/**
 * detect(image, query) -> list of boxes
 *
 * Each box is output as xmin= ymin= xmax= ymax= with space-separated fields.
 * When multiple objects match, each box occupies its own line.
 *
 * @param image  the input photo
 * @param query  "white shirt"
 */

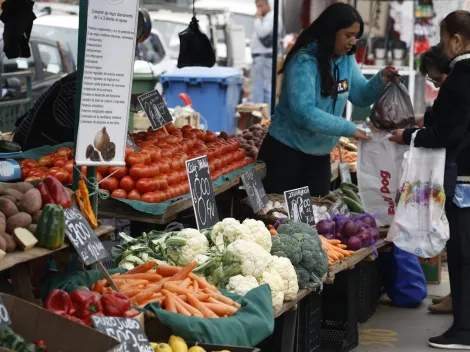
xmin=251 ymin=10 xmax=284 ymax=55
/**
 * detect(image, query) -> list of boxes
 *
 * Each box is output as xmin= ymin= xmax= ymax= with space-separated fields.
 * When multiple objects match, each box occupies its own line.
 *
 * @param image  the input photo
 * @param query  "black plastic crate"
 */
xmin=256 ymin=313 xmax=284 ymax=352
xmin=357 ymin=260 xmax=381 ymax=323
xmin=319 ymin=268 xmax=359 ymax=352
xmin=296 ymin=291 xmax=322 ymax=352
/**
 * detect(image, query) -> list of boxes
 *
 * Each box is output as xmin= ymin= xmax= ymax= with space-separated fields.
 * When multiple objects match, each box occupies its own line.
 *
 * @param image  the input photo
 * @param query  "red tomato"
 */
xmin=209 ymin=162 xmax=216 ymax=174
xmin=140 ymin=141 xmax=154 ymax=148
xmin=24 ymin=160 xmax=38 ymax=169
xmin=167 ymin=171 xmax=179 ymax=185
xmin=27 ymin=169 xmax=40 ymax=178
xmin=109 ymin=166 xmax=128 ymax=180
xmin=182 ymin=138 xmax=194 ymax=151
xmin=156 ymin=160 xmax=170 ymax=174
xmin=227 ymin=139 xmax=241 ymax=151
xmin=129 ymin=164 xmax=149 ymax=180
xmin=160 ymin=145 xmax=174 ymax=158
xmin=183 ymin=132 xmax=197 ymax=140
xmin=64 ymin=160 xmax=74 ymax=175
xmin=20 ymin=159 xmax=35 ymax=168
xmin=170 ymin=158 xmax=181 ymax=171
xmin=53 ymin=156 xmax=67 ymax=168
xmin=168 ymin=187 xmax=177 ymax=199
xmin=38 ymin=156 xmax=53 ymax=168
xmin=48 ymin=167 xmax=62 ymax=177
xmin=165 ymin=135 xmax=179 ymax=144
xmin=147 ymin=163 xmax=160 ymax=178
xmin=56 ymin=147 xmax=73 ymax=160
xmin=141 ymin=192 xmax=156 ymax=203
xmin=190 ymin=129 xmax=205 ymax=141
xmin=126 ymin=153 xmax=146 ymax=166
xmin=97 ymin=166 xmax=110 ymax=177
xmin=165 ymin=122 xmax=176 ymax=133
xmin=205 ymin=131 xmax=217 ymax=143
xmin=97 ymin=172 xmax=103 ymax=183
xmin=154 ymin=191 xmax=166 ymax=203
xmin=154 ymin=177 xmax=168 ymax=191
xmin=137 ymin=131 xmax=147 ymax=140
xmin=127 ymin=189 xmax=141 ymax=201
xmin=141 ymin=147 xmax=159 ymax=162
xmin=178 ymin=141 xmax=189 ymax=153
xmin=163 ymin=189 xmax=172 ymax=200
xmin=111 ymin=189 xmax=128 ymax=199
xmin=24 ymin=176 xmax=41 ymax=182
xmin=125 ymin=146 xmax=135 ymax=156
xmin=101 ymin=177 xmax=119 ymax=192
xmin=21 ymin=167 xmax=31 ymax=179
xmin=36 ymin=166 xmax=50 ymax=174
xmin=157 ymin=139 xmax=168 ymax=148
xmin=119 ymin=176 xmax=135 ymax=192
xmin=181 ymin=125 xmax=193 ymax=134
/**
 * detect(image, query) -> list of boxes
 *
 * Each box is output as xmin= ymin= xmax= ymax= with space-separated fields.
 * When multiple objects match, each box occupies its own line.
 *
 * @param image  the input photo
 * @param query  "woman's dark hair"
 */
xmin=279 ymin=3 xmax=363 ymax=98
xmin=420 ymin=44 xmax=448 ymax=76
xmin=441 ymin=10 xmax=470 ymax=41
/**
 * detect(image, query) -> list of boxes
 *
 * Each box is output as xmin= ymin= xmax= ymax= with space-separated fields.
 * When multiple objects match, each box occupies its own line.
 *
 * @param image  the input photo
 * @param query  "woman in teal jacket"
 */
xmin=258 ymin=3 xmax=396 ymax=196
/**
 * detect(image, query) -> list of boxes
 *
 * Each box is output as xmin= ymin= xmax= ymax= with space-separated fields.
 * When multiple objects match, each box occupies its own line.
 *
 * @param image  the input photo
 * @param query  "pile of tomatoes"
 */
xmin=18 ymin=123 xmax=255 ymax=204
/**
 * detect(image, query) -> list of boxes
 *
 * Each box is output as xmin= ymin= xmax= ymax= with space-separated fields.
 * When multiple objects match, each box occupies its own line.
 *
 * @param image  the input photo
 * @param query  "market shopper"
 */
xmin=258 ymin=3 xmax=396 ymax=197
xmin=389 ymin=10 xmax=470 ymax=349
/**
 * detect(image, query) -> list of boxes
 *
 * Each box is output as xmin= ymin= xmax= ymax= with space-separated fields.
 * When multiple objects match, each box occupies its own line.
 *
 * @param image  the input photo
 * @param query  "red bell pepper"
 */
xmin=34 ymin=340 xmax=47 ymax=352
xmin=70 ymin=290 xmax=103 ymax=319
xmin=38 ymin=176 xmax=72 ymax=209
xmin=101 ymin=292 xmax=131 ymax=317
xmin=54 ymin=311 xmax=87 ymax=326
xmin=44 ymin=289 xmax=75 ymax=316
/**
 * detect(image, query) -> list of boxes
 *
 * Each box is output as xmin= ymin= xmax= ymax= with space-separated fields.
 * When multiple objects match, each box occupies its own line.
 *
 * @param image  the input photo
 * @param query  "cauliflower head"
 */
xmin=225 ymin=239 xmax=272 ymax=278
xmin=242 ymin=219 xmax=272 ymax=252
xmin=211 ymin=218 xmax=251 ymax=248
xmin=270 ymin=256 xmax=299 ymax=301
xmin=166 ymin=228 xmax=209 ymax=266
xmin=226 ymin=275 xmax=259 ymax=296
xmin=258 ymin=270 xmax=285 ymax=312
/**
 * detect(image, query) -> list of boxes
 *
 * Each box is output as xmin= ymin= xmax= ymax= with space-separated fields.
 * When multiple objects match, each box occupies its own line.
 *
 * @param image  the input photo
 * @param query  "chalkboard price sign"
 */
xmin=64 ymin=206 xmax=109 ymax=266
xmin=186 ymin=156 xmax=219 ymax=230
xmin=0 ymin=296 xmax=11 ymax=327
xmin=329 ymin=198 xmax=350 ymax=217
xmin=126 ymin=133 xmax=140 ymax=152
xmin=92 ymin=316 xmax=152 ymax=352
xmin=284 ymin=186 xmax=315 ymax=226
xmin=241 ymin=167 xmax=268 ymax=213
xmin=137 ymin=89 xmax=173 ymax=131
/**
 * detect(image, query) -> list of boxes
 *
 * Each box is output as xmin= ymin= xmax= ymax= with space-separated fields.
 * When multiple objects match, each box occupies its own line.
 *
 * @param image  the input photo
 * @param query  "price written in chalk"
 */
xmin=186 ymin=156 xmax=219 ymax=230
xmin=0 ymin=297 xmax=11 ymax=327
xmin=137 ymin=89 xmax=173 ymax=131
xmin=64 ymin=206 xmax=108 ymax=265
xmin=241 ymin=168 xmax=268 ymax=213
xmin=284 ymin=186 xmax=315 ymax=226
xmin=92 ymin=316 xmax=152 ymax=352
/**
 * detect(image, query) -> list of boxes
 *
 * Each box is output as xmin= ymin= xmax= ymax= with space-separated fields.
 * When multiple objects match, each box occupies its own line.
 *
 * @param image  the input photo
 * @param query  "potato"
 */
xmin=0 ymin=198 xmax=18 ymax=218
xmin=0 ymin=236 xmax=6 ymax=252
xmin=0 ymin=196 xmax=17 ymax=204
xmin=5 ymin=182 xmax=34 ymax=194
xmin=28 ymin=224 xmax=37 ymax=235
xmin=18 ymin=188 xmax=42 ymax=215
xmin=6 ymin=212 xmax=32 ymax=233
xmin=0 ymin=189 xmax=23 ymax=202
xmin=0 ymin=216 xmax=5 ymax=236
xmin=1 ymin=233 xmax=16 ymax=252
xmin=32 ymin=210 xmax=42 ymax=224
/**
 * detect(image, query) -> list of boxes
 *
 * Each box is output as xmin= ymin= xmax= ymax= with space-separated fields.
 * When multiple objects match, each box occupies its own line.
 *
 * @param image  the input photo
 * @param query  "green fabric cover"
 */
xmin=146 ymin=285 xmax=274 ymax=347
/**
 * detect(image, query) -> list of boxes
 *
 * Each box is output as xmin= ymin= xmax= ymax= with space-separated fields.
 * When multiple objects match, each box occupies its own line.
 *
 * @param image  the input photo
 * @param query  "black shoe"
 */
xmin=429 ymin=334 xmax=470 ymax=350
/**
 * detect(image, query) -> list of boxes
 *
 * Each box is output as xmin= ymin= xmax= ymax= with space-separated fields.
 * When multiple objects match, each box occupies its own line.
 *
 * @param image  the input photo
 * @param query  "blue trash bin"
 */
xmin=161 ymin=67 xmax=245 ymax=133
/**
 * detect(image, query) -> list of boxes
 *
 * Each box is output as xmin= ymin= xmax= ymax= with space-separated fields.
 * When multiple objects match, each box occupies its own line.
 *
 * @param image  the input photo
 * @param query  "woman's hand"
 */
xmin=382 ymin=66 xmax=399 ymax=84
xmin=415 ymin=114 xmax=424 ymax=128
xmin=353 ymin=128 xmax=371 ymax=141
xmin=389 ymin=129 xmax=405 ymax=144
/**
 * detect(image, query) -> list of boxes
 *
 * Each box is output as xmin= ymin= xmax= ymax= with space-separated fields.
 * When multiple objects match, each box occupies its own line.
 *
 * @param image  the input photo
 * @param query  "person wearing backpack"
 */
xmin=390 ymin=11 xmax=470 ymax=349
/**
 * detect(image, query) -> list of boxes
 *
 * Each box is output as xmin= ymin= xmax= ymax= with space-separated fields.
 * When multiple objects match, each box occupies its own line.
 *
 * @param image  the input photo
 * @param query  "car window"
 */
xmin=231 ymin=13 xmax=254 ymax=39
xmin=136 ymin=33 xmax=165 ymax=65
xmin=32 ymin=24 xmax=78 ymax=61
xmin=37 ymin=43 xmax=64 ymax=78
xmin=3 ymin=45 xmax=36 ymax=84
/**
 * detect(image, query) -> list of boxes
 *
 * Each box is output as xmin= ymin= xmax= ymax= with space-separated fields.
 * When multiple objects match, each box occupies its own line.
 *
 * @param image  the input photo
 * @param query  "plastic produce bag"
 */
xmin=357 ymin=132 xmax=408 ymax=227
xmin=387 ymin=132 xmax=449 ymax=258
xmin=370 ymin=76 xmax=415 ymax=131
xmin=177 ymin=16 xmax=216 ymax=68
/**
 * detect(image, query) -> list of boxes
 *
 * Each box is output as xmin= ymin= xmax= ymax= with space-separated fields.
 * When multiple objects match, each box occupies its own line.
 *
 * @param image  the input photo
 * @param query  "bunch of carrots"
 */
xmin=331 ymin=148 xmax=357 ymax=164
xmin=91 ymin=261 xmax=241 ymax=318
xmin=319 ymin=235 xmax=355 ymax=266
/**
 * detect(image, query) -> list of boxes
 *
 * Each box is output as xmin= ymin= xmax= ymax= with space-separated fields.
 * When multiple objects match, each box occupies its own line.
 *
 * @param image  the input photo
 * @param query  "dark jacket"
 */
xmin=403 ymin=54 xmax=470 ymax=176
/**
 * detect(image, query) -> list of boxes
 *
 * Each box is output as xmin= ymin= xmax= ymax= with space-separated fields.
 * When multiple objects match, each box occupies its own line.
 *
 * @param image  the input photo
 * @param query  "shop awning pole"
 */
xmin=271 ymin=0 xmax=280 ymax=115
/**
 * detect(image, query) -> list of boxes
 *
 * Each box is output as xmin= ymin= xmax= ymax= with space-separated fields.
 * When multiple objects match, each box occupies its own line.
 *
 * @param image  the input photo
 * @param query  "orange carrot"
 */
xmin=170 ymin=293 xmax=191 ymax=316
xmin=193 ymin=279 xmax=199 ymax=292
xmin=156 ymin=264 xmax=181 ymax=277
xmin=179 ymin=278 xmax=192 ymax=289
xmin=117 ymin=273 xmax=162 ymax=282
xmin=185 ymin=292 xmax=218 ymax=318
xmin=203 ymin=302 xmax=237 ymax=317
xmin=93 ymin=280 xmax=105 ymax=294
xmin=162 ymin=282 xmax=191 ymax=296
xmin=174 ymin=295 xmax=204 ymax=317
xmin=189 ymin=273 xmax=218 ymax=291
xmin=130 ymin=291 xmax=153 ymax=305
xmin=120 ymin=288 xmax=141 ymax=298
xmin=116 ymin=279 xmax=149 ymax=286
xmin=194 ymin=293 xmax=212 ymax=302
xmin=142 ymin=283 xmax=163 ymax=293
xmin=161 ymin=290 xmax=177 ymax=312
xmin=210 ymin=293 xmax=241 ymax=309
xmin=168 ymin=262 xmax=197 ymax=281
xmin=138 ymin=297 xmax=165 ymax=308
xmin=126 ymin=261 xmax=157 ymax=275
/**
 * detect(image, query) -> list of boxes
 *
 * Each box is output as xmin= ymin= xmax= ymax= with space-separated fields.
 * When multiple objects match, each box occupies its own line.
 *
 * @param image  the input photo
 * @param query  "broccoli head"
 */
xmin=278 ymin=221 xmax=318 ymax=237
xmin=271 ymin=234 xmax=302 ymax=265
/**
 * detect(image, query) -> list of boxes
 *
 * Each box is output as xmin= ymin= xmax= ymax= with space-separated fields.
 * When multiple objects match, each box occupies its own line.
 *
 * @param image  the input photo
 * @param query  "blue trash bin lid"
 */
xmin=161 ymin=66 xmax=244 ymax=85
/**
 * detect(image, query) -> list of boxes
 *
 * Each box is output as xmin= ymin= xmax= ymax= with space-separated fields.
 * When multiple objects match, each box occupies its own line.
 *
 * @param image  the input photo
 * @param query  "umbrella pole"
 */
xmin=270 ymin=0 xmax=280 ymax=115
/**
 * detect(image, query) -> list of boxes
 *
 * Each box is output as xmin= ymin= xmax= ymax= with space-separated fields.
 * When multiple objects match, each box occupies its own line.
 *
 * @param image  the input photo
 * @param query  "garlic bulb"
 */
xmin=94 ymin=127 xmax=111 ymax=152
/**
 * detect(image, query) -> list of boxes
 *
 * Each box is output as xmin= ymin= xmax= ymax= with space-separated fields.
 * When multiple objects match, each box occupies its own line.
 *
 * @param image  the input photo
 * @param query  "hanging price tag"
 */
xmin=186 ymin=155 xmax=219 ymax=230
xmin=137 ymin=89 xmax=173 ymax=131
xmin=64 ymin=206 xmax=108 ymax=266
xmin=329 ymin=198 xmax=350 ymax=217
xmin=284 ymin=186 xmax=315 ymax=225
xmin=92 ymin=316 xmax=152 ymax=352
xmin=241 ymin=168 xmax=268 ymax=213
xmin=0 ymin=297 xmax=11 ymax=327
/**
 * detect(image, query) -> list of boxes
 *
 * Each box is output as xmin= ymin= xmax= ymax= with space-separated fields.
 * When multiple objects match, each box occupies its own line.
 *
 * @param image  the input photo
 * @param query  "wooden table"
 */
xmin=2 ymin=225 xmax=114 ymax=303
xmin=99 ymin=163 xmax=266 ymax=225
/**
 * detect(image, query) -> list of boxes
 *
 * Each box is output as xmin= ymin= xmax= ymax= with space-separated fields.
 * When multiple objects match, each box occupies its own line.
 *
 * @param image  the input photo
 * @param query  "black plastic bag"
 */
xmin=177 ymin=16 xmax=216 ymax=68
xmin=370 ymin=76 xmax=415 ymax=131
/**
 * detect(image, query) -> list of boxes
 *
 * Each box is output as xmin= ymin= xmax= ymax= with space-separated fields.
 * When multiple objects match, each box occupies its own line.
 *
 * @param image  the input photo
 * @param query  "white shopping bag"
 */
xmin=357 ymin=132 xmax=409 ymax=227
xmin=387 ymin=132 xmax=449 ymax=258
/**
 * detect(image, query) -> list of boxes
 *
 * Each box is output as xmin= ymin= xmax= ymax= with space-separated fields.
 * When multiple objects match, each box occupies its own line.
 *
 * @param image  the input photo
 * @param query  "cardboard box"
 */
xmin=419 ymin=254 xmax=442 ymax=284
xmin=0 ymin=293 xmax=120 ymax=352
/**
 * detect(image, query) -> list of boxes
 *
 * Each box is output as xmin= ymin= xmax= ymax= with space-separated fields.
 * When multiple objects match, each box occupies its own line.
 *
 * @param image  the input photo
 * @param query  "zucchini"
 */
xmin=342 ymin=187 xmax=362 ymax=205
xmin=0 ymin=140 xmax=21 ymax=153
xmin=340 ymin=182 xmax=359 ymax=192
xmin=343 ymin=196 xmax=365 ymax=213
